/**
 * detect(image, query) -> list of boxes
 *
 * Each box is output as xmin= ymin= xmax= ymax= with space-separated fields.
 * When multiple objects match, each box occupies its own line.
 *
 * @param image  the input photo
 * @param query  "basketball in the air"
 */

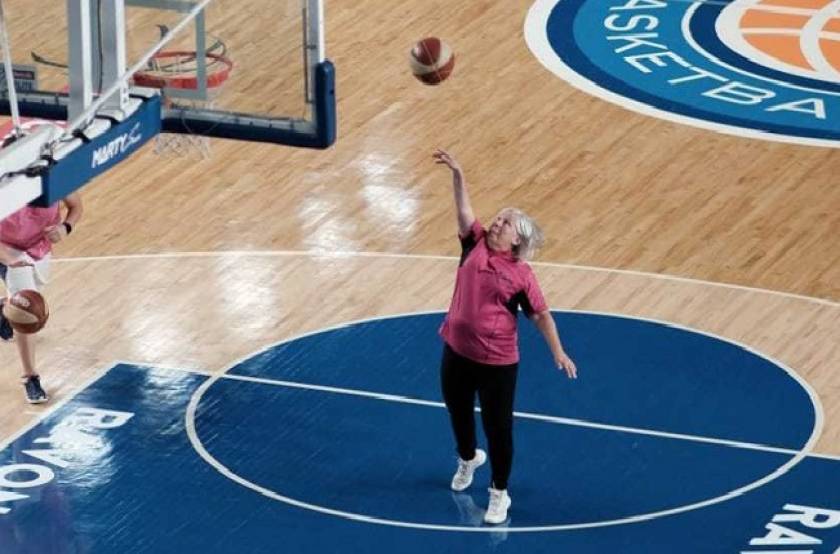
xmin=409 ymin=37 xmax=455 ymax=85
xmin=3 ymin=290 xmax=49 ymax=334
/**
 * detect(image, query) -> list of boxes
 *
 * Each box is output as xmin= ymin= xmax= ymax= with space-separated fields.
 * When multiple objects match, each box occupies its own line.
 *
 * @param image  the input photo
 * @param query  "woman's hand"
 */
xmin=555 ymin=351 xmax=578 ymax=379
xmin=44 ymin=224 xmax=67 ymax=244
xmin=433 ymin=149 xmax=462 ymax=174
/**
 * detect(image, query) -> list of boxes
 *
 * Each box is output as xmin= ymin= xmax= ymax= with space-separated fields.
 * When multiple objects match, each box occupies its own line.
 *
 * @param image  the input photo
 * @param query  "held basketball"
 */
xmin=3 ymin=290 xmax=49 ymax=334
xmin=409 ymin=37 xmax=455 ymax=85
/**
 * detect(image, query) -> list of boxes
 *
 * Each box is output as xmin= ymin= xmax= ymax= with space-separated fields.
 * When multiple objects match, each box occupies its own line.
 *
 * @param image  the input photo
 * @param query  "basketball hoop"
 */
xmin=133 ymin=50 xmax=233 ymax=159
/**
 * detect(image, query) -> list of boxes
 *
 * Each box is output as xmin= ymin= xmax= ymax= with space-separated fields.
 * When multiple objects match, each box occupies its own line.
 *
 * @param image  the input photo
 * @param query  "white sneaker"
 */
xmin=484 ymin=487 xmax=511 ymax=524
xmin=450 ymin=449 xmax=487 ymax=492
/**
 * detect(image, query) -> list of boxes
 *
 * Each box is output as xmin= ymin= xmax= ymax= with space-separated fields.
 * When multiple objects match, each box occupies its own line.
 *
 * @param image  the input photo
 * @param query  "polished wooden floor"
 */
xmin=0 ymin=0 xmax=838 ymax=462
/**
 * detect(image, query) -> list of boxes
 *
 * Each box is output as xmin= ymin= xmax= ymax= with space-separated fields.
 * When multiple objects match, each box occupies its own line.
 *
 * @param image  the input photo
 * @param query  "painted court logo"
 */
xmin=525 ymin=0 xmax=840 ymax=146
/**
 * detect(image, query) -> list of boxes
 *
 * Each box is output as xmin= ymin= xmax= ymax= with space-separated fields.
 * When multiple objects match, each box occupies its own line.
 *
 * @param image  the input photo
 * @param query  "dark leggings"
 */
xmin=440 ymin=343 xmax=518 ymax=490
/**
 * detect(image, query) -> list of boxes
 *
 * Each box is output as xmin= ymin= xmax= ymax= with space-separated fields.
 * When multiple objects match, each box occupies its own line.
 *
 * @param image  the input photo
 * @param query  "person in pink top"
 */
xmin=433 ymin=149 xmax=577 ymax=525
xmin=0 ymin=192 xmax=83 ymax=404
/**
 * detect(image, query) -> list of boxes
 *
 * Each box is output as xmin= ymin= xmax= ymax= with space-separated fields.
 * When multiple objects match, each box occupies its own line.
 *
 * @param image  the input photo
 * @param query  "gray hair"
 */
xmin=508 ymin=208 xmax=544 ymax=261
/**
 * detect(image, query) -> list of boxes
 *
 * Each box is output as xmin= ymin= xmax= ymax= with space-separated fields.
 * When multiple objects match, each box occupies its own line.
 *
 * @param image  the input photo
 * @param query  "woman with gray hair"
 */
xmin=433 ymin=149 xmax=577 ymax=525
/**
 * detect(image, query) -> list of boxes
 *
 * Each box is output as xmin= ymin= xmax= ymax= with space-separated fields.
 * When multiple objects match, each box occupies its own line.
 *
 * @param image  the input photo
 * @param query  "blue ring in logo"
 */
xmin=526 ymin=0 xmax=840 ymax=146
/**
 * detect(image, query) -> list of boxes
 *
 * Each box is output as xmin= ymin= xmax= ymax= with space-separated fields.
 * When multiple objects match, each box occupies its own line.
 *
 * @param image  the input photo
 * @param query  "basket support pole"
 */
xmin=100 ymin=0 xmax=130 ymax=115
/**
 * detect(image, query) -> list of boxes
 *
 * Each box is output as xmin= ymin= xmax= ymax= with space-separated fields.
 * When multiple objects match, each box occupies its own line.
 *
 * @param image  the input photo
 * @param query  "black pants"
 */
xmin=440 ymin=343 xmax=518 ymax=490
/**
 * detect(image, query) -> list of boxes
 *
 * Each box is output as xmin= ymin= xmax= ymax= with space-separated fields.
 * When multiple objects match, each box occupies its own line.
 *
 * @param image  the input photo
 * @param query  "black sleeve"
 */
xmin=459 ymin=233 xmax=479 ymax=267
xmin=505 ymin=290 xmax=536 ymax=318
xmin=457 ymin=220 xmax=482 ymax=267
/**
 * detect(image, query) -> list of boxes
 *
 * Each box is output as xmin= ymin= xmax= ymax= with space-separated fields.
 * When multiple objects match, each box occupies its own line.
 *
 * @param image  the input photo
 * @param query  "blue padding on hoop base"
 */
xmin=160 ymin=60 xmax=337 ymax=149
xmin=31 ymin=94 xmax=161 ymax=207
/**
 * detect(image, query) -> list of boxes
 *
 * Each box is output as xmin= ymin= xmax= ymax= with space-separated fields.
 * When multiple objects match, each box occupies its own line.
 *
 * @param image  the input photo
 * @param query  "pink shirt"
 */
xmin=0 ymin=204 xmax=61 ymax=260
xmin=439 ymin=219 xmax=548 ymax=365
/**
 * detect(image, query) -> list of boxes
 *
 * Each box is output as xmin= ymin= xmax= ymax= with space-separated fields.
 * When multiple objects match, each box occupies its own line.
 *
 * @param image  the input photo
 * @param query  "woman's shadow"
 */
xmin=450 ymin=491 xmax=510 ymax=548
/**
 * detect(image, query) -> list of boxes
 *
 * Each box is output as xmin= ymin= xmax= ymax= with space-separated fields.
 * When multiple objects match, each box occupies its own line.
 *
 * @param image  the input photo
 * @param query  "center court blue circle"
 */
xmin=191 ymin=311 xmax=818 ymax=530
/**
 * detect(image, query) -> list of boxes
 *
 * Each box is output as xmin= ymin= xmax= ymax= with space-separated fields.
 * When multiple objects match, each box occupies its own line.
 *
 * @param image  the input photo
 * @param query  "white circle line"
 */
xmin=49 ymin=249 xmax=839 ymax=308
xmin=184 ymin=309 xmax=823 ymax=533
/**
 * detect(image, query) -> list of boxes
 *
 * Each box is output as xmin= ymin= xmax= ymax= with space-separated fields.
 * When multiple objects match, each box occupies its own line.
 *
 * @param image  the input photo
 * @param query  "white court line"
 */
xmin=220 ymin=372 xmax=804 ymax=457
xmin=184 ymin=309 xmax=827 ymax=533
xmin=113 ymin=359 xmax=216 ymax=377
xmin=50 ymin=250 xmax=840 ymax=308
xmin=3 ymin=358 xmax=835 ymax=463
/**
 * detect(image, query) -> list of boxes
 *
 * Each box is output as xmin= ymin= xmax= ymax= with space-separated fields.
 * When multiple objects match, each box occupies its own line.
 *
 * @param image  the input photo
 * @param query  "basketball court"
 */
xmin=0 ymin=1 xmax=838 ymax=552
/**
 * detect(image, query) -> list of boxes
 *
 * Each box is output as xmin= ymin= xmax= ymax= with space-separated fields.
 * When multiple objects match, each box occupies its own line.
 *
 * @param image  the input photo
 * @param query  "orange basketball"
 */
xmin=409 ymin=37 xmax=455 ymax=85
xmin=3 ymin=290 xmax=49 ymax=334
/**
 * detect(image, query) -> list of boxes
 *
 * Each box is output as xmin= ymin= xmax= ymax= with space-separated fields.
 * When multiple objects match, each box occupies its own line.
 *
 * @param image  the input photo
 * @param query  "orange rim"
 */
xmin=133 ymin=50 xmax=233 ymax=90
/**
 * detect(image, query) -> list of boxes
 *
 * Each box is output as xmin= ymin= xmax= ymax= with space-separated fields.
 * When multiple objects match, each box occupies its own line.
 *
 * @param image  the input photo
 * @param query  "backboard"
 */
xmin=0 ymin=0 xmax=335 ymax=149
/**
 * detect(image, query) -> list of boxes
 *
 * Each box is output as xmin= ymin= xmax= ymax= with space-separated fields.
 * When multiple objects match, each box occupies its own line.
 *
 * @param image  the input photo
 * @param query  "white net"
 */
xmin=136 ymin=51 xmax=232 ymax=159
xmin=153 ymin=121 xmax=211 ymax=159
